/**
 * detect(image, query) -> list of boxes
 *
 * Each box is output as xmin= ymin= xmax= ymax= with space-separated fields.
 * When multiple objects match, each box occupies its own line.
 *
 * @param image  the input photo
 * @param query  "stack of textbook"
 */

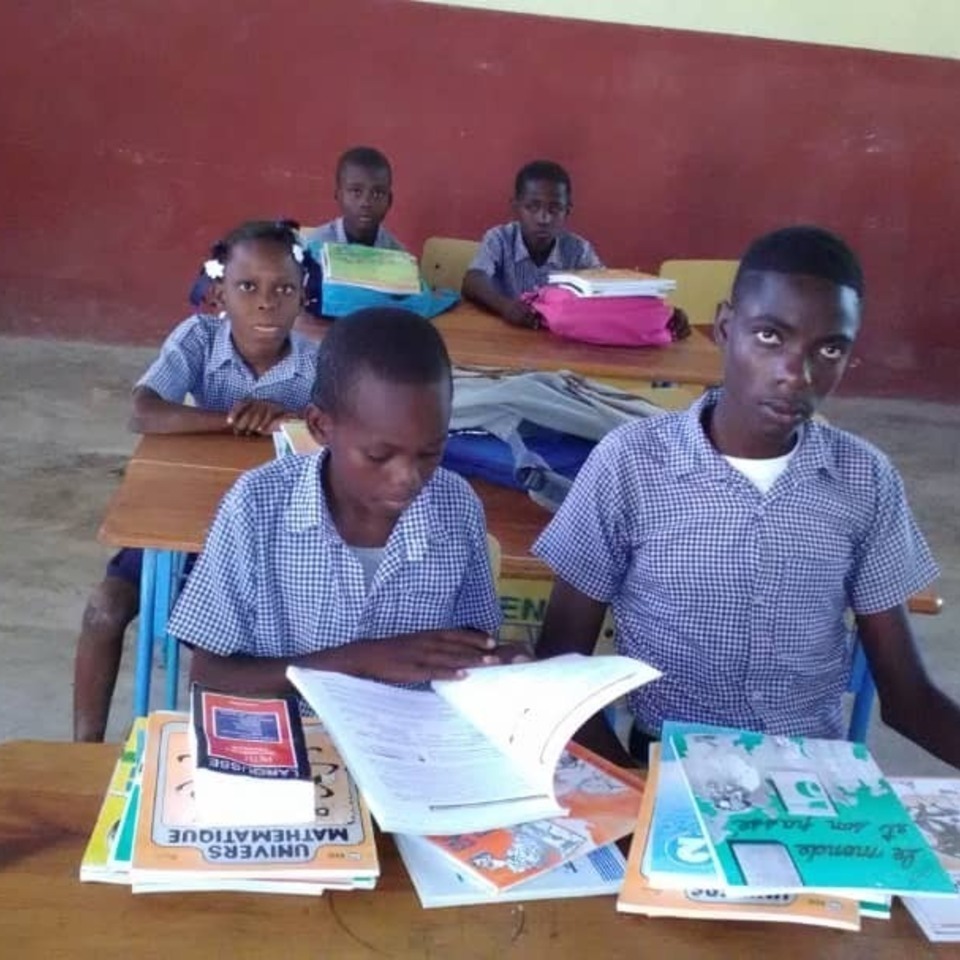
xmin=547 ymin=268 xmax=675 ymax=300
xmin=288 ymin=653 xmax=662 ymax=907
xmin=320 ymin=243 xmax=421 ymax=295
xmin=80 ymin=698 xmax=380 ymax=897
xmin=616 ymin=722 xmax=955 ymax=930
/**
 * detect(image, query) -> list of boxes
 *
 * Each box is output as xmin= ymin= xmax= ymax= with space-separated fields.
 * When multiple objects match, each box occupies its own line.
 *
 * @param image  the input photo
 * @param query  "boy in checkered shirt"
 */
xmin=534 ymin=226 xmax=959 ymax=770
xmin=169 ymin=308 xmax=506 ymax=697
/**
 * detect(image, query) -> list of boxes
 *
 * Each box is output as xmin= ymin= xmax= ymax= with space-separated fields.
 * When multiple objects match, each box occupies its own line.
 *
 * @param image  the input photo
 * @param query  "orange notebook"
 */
xmin=423 ymin=742 xmax=643 ymax=892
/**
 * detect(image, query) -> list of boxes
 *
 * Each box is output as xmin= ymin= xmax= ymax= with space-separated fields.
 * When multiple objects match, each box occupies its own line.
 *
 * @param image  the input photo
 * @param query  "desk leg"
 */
xmin=163 ymin=552 xmax=187 ymax=711
xmin=134 ymin=549 xmax=158 ymax=717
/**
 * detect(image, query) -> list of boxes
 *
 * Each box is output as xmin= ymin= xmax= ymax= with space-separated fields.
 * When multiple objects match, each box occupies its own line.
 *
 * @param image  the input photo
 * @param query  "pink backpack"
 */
xmin=524 ymin=286 xmax=673 ymax=347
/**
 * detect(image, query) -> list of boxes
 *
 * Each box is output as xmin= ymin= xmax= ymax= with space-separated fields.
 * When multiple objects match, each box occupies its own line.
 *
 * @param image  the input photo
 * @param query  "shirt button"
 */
xmin=749 ymin=690 xmax=765 ymax=703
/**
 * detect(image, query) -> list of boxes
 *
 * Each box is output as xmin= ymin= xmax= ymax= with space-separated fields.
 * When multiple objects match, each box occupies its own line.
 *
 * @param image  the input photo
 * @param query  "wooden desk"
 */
xmin=0 ymin=741 xmax=950 ymax=960
xmin=296 ymin=303 xmax=723 ymax=387
xmin=99 ymin=461 xmax=238 ymax=554
xmin=132 ymin=433 xmax=274 ymax=472
xmin=471 ymin=480 xmax=550 ymax=580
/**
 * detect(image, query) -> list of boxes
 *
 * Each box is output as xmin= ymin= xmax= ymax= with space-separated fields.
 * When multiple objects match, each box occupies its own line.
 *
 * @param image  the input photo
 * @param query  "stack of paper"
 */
xmin=617 ymin=722 xmax=953 ymax=929
xmin=273 ymin=420 xmax=321 ymax=458
xmin=891 ymin=777 xmax=960 ymax=941
xmin=397 ymin=742 xmax=641 ymax=907
xmin=321 ymin=242 xmax=421 ymax=295
xmin=80 ymin=711 xmax=379 ymax=897
xmin=547 ymin=269 xmax=676 ymax=299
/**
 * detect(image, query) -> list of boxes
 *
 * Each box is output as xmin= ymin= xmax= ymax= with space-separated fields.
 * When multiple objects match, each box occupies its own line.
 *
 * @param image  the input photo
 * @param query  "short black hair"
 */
xmin=312 ymin=308 xmax=452 ymax=414
xmin=209 ymin=218 xmax=304 ymax=268
xmin=514 ymin=160 xmax=572 ymax=200
xmin=733 ymin=225 xmax=864 ymax=302
xmin=336 ymin=146 xmax=393 ymax=185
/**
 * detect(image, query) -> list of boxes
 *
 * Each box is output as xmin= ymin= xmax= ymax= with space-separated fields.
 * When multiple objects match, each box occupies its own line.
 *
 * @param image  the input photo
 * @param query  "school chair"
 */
xmin=658 ymin=259 xmax=739 ymax=327
xmin=421 ymin=237 xmax=480 ymax=292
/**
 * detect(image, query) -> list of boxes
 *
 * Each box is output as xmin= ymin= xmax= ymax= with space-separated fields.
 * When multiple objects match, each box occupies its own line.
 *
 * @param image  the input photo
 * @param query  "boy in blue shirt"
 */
xmin=534 ymin=225 xmax=960 ymax=770
xmin=73 ymin=220 xmax=318 ymax=742
xmin=169 ymin=308 xmax=503 ymax=694
xmin=303 ymin=146 xmax=407 ymax=257
xmin=463 ymin=160 xmax=602 ymax=328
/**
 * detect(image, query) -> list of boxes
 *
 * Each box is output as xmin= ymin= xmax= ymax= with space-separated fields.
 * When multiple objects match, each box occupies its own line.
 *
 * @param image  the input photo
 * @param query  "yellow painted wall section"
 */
xmin=412 ymin=0 xmax=960 ymax=60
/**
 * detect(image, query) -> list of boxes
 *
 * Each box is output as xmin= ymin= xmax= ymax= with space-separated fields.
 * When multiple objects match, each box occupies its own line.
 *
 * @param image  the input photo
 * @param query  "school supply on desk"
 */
xmin=616 ymin=746 xmax=862 ymax=930
xmin=669 ymin=728 xmax=953 ymax=899
xmin=641 ymin=722 xmax=889 ymax=919
xmin=397 ymin=835 xmax=626 ymax=909
xmin=125 ymin=711 xmax=378 ymax=895
xmin=891 ymin=777 xmax=960 ymax=942
xmin=79 ymin=720 xmax=146 ymax=884
xmin=189 ymin=686 xmax=314 ymax=827
xmin=320 ymin=242 xmax=459 ymax=319
xmin=287 ymin=653 xmax=661 ymax=835
xmin=273 ymin=420 xmax=320 ymax=457
xmin=527 ymin=268 xmax=676 ymax=347
xmin=420 ymin=742 xmax=642 ymax=892
xmin=321 ymin=243 xmax=421 ymax=295
xmin=547 ymin=269 xmax=676 ymax=299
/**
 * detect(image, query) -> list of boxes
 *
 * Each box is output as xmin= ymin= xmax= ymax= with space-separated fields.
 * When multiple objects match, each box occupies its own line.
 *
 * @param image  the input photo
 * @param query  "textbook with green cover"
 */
xmin=670 ymin=729 xmax=954 ymax=898
xmin=617 ymin=745 xmax=862 ymax=931
xmin=647 ymin=721 xmax=889 ymax=919
xmin=321 ymin=242 xmax=421 ymax=295
xmin=79 ymin=719 xmax=146 ymax=883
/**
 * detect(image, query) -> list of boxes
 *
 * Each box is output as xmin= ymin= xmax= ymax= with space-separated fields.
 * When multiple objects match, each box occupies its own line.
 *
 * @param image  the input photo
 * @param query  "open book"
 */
xmin=287 ymin=653 xmax=660 ymax=835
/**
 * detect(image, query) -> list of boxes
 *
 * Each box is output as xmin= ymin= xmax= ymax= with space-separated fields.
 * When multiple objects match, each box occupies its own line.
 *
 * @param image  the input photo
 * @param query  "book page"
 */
xmin=433 ymin=654 xmax=661 ymax=776
xmin=288 ymin=668 xmax=566 ymax=834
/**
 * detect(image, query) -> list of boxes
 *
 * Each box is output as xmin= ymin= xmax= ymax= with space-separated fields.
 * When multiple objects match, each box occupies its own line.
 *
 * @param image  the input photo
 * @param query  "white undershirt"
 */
xmin=724 ymin=447 xmax=797 ymax=494
xmin=349 ymin=546 xmax=385 ymax=591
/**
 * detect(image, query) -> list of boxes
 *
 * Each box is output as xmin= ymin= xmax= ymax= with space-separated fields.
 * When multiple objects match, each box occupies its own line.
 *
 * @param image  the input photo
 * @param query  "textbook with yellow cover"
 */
xmin=130 ymin=712 xmax=378 ymax=890
xmin=617 ymin=746 xmax=861 ymax=931
xmin=79 ymin=719 xmax=146 ymax=883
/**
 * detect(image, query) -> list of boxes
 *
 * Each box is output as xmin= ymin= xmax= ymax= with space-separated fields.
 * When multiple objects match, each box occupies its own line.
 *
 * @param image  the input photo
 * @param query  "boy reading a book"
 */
xmin=168 ymin=308 xmax=504 ymax=695
xmin=462 ymin=160 xmax=602 ymax=329
xmin=303 ymin=146 xmax=407 ymax=256
xmin=533 ymin=225 xmax=960 ymax=770
xmin=73 ymin=220 xmax=318 ymax=742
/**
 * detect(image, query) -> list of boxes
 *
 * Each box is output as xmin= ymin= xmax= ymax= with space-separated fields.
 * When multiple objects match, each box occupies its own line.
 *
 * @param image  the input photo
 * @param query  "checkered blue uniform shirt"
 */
xmin=136 ymin=314 xmax=318 ymax=413
xmin=468 ymin=222 xmax=603 ymax=300
xmin=533 ymin=390 xmax=939 ymax=738
xmin=303 ymin=218 xmax=407 ymax=259
xmin=168 ymin=453 xmax=501 ymax=660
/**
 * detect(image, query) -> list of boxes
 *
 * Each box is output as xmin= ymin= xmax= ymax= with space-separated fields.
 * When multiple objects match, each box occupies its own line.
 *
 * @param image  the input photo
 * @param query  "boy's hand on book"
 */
xmin=502 ymin=299 xmax=543 ymax=330
xmin=228 ymin=399 xmax=289 ymax=435
xmin=667 ymin=307 xmax=691 ymax=341
xmin=480 ymin=642 xmax=534 ymax=666
xmin=347 ymin=630 xmax=498 ymax=683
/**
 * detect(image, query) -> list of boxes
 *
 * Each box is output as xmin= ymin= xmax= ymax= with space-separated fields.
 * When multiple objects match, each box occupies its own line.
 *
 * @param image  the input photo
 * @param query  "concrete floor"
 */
xmin=0 ymin=335 xmax=957 ymax=775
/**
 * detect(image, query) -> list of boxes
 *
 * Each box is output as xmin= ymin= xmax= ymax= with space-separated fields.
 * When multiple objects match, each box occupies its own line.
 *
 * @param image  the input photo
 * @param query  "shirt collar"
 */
xmin=210 ymin=318 xmax=239 ymax=371
xmin=334 ymin=216 xmax=388 ymax=248
xmin=212 ymin=320 xmax=314 ymax=383
xmin=286 ymin=451 xmax=440 ymax=558
xmin=511 ymin=222 xmax=564 ymax=268
xmin=671 ymin=388 xmax=838 ymax=483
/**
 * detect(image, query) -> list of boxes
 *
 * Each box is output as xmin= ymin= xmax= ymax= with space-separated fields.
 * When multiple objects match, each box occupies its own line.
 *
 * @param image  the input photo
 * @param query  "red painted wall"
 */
xmin=0 ymin=0 xmax=957 ymax=399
